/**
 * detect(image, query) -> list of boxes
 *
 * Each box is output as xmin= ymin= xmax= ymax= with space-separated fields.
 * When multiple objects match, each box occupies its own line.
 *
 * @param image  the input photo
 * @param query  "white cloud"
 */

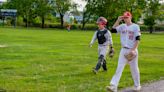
xmin=72 ymin=0 xmax=87 ymax=11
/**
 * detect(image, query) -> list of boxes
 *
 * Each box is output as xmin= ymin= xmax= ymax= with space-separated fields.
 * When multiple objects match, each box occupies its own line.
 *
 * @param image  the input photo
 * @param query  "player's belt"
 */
xmin=123 ymin=47 xmax=130 ymax=49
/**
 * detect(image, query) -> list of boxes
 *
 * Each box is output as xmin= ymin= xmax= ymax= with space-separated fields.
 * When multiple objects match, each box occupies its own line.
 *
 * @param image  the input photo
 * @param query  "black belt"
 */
xmin=123 ymin=47 xmax=130 ymax=49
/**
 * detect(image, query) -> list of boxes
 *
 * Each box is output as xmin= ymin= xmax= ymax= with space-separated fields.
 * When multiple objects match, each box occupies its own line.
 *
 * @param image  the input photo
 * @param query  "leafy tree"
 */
xmin=82 ymin=0 xmax=146 ymax=29
xmin=34 ymin=0 xmax=52 ymax=28
xmin=4 ymin=0 xmax=36 ymax=27
xmin=81 ymin=0 xmax=98 ymax=30
xmin=157 ymin=3 xmax=164 ymax=23
xmin=104 ymin=0 xmax=146 ymax=27
xmin=52 ymin=0 xmax=73 ymax=28
xmin=144 ymin=0 xmax=161 ymax=33
xmin=144 ymin=16 xmax=155 ymax=33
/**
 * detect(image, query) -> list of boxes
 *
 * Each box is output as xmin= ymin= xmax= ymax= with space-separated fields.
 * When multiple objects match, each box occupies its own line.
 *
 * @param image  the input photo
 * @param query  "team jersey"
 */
xmin=90 ymin=28 xmax=113 ymax=46
xmin=116 ymin=23 xmax=141 ymax=48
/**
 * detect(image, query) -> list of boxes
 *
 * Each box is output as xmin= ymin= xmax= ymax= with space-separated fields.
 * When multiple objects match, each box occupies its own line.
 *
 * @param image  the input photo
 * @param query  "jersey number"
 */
xmin=129 ymin=35 xmax=134 ymax=40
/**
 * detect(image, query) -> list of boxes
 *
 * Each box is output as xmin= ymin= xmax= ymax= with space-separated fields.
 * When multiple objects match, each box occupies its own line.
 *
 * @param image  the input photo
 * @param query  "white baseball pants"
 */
xmin=110 ymin=48 xmax=140 ymax=87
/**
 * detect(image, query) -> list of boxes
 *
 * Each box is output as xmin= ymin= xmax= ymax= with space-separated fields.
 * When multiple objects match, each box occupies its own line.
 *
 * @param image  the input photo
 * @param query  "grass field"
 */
xmin=0 ymin=27 xmax=163 ymax=92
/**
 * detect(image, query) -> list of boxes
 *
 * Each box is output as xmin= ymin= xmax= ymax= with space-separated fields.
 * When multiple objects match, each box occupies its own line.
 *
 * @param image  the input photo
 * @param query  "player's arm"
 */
xmin=106 ymin=31 xmax=114 ymax=57
xmin=131 ymin=25 xmax=141 ymax=51
xmin=89 ymin=31 xmax=97 ymax=47
xmin=131 ymin=36 xmax=140 ymax=51
xmin=107 ymin=31 xmax=113 ymax=48
xmin=111 ymin=28 xmax=117 ymax=33
xmin=112 ymin=16 xmax=123 ymax=28
xmin=111 ymin=16 xmax=123 ymax=33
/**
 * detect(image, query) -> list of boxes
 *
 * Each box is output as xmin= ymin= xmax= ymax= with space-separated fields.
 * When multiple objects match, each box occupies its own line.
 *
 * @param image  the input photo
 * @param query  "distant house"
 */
xmin=74 ymin=15 xmax=83 ymax=23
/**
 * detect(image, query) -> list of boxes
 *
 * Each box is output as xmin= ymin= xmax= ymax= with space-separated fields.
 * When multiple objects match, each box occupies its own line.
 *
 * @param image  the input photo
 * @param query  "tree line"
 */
xmin=82 ymin=0 xmax=163 ymax=33
xmin=0 ymin=0 xmax=163 ymax=33
xmin=1 ymin=0 xmax=75 ymax=28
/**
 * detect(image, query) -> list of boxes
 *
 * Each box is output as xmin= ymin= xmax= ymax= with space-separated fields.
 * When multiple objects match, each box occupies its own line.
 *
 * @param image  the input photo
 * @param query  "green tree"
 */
xmin=82 ymin=0 xmax=98 ymax=30
xmin=52 ymin=0 xmax=72 ymax=28
xmin=82 ymin=0 xmax=146 ymax=29
xmin=35 ymin=0 xmax=52 ymax=28
xmin=157 ymin=3 xmax=164 ymax=23
xmin=144 ymin=0 xmax=161 ymax=33
xmin=4 ymin=0 xmax=35 ymax=27
xmin=104 ymin=0 xmax=146 ymax=27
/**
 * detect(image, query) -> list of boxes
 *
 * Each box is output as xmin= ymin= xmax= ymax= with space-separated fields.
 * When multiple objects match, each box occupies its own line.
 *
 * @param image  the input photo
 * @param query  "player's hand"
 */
xmin=125 ymin=50 xmax=137 ymax=61
xmin=109 ymin=48 xmax=114 ymax=58
xmin=129 ymin=49 xmax=136 ymax=54
xmin=117 ymin=16 xmax=123 ymax=22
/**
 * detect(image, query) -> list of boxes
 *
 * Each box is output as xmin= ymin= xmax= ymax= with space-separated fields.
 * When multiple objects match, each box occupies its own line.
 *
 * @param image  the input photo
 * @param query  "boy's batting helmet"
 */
xmin=96 ymin=17 xmax=107 ymax=25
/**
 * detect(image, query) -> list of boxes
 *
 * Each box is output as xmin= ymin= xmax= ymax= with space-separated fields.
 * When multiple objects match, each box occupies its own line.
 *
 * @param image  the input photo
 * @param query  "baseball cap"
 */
xmin=123 ymin=11 xmax=132 ymax=18
xmin=96 ymin=17 xmax=107 ymax=25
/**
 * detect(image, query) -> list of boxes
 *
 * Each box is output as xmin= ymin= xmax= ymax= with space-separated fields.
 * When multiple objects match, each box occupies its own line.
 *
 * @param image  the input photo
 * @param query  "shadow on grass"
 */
xmin=0 ymin=88 xmax=6 ymax=92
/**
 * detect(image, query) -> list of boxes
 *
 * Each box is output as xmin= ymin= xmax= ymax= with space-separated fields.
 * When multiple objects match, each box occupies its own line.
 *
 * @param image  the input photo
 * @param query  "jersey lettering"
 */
xmin=128 ymin=31 xmax=134 ymax=40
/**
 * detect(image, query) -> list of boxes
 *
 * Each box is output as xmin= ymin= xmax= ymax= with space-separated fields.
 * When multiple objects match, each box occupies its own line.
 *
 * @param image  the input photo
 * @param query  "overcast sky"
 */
xmin=72 ymin=0 xmax=87 ymax=11
xmin=0 ymin=0 xmax=6 ymax=2
xmin=159 ymin=0 xmax=164 ymax=3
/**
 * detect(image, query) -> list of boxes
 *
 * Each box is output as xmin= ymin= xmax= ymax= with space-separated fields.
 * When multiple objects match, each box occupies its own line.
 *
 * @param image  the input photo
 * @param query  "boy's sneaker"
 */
xmin=133 ymin=86 xmax=141 ymax=92
xmin=92 ymin=69 xmax=98 ymax=74
xmin=106 ymin=84 xmax=117 ymax=92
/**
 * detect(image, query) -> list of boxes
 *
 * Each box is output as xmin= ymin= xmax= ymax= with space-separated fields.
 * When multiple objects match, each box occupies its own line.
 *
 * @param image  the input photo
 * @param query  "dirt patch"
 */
xmin=119 ymin=80 xmax=164 ymax=92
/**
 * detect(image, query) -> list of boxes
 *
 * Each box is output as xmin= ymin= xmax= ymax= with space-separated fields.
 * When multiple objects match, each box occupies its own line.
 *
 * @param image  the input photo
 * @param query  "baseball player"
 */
xmin=89 ymin=17 xmax=114 ymax=74
xmin=106 ymin=11 xmax=141 ymax=92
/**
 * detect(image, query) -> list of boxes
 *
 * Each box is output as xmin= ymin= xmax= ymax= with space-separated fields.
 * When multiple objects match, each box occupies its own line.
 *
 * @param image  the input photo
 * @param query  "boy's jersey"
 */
xmin=90 ymin=28 xmax=113 ymax=46
xmin=97 ymin=30 xmax=107 ymax=44
xmin=116 ymin=23 xmax=141 ymax=48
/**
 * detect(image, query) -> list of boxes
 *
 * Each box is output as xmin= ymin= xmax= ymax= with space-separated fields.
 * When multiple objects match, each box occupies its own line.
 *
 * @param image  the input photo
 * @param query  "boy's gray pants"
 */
xmin=95 ymin=45 xmax=109 ymax=71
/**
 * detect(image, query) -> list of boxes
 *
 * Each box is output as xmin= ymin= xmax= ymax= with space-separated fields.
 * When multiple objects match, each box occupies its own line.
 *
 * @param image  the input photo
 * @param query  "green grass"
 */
xmin=0 ymin=27 xmax=163 ymax=92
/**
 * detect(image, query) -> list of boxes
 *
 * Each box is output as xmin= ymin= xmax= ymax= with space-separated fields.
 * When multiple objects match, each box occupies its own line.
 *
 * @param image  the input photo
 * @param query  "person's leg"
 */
xmin=93 ymin=46 xmax=102 ymax=73
xmin=110 ymin=49 xmax=127 ymax=87
xmin=107 ymin=49 xmax=127 ymax=92
xmin=129 ymin=50 xmax=140 ymax=88
xmin=67 ymin=25 xmax=71 ymax=31
xmin=102 ymin=59 xmax=107 ymax=71
xmin=95 ymin=55 xmax=104 ymax=71
xmin=69 ymin=25 xmax=72 ymax=30
xmin=94 ymin=46 xmax=108 ymax=72
xmin=101 ymin=46 xmax=108 ymax=71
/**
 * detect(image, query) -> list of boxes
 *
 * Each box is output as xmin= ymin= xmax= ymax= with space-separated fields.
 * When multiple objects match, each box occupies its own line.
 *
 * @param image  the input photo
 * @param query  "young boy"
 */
xmin=89 ymin=17 xmax=114 ymax=74
xmin=106 ymin=11 xmax=141 ymax=92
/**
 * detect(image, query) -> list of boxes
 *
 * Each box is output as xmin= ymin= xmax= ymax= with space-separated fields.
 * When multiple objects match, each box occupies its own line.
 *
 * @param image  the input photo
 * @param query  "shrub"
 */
xmin=140 ymin=25 xmax=148 ymax=31
xmin=154 ymin=25 xmax=164 ymax=31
